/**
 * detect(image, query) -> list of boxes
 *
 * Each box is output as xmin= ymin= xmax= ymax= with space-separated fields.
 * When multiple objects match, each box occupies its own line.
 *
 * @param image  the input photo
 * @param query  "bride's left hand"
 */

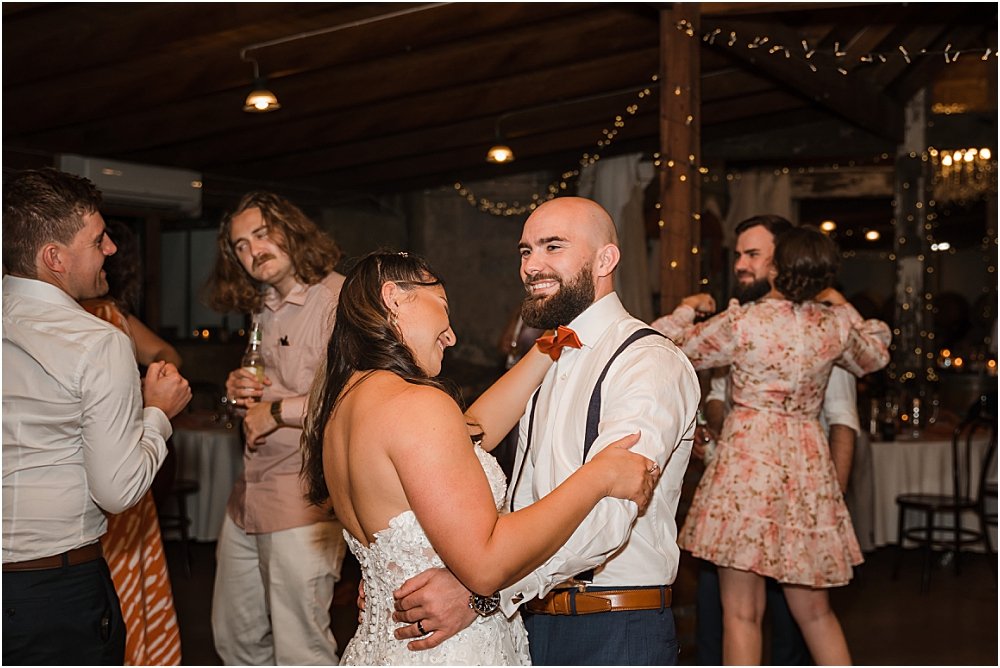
xmin=392 ymin=567 xmax=478 ymax=650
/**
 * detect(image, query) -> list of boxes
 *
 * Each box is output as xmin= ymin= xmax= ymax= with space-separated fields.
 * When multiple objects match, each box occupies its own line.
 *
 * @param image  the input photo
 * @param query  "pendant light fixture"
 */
xmin=242 ymin=57 xmax=281 ymax=113
xmin=238 ymin=4 xmax=448 ymax=114
xmin=486 ymin=121 xmax=515 ymax=164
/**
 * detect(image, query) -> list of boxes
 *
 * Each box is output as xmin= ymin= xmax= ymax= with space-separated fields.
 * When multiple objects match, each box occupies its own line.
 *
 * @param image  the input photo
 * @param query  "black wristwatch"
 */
xmin=469 ymin=591 xmax=501 ymax=616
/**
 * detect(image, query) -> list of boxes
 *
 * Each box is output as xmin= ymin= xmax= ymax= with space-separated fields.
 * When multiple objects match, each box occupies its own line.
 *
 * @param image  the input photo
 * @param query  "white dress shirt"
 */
xmin=2 ymin=275 xmax=171 ymax=562
xmin=501 ymin=293 xmax=699 ymax=615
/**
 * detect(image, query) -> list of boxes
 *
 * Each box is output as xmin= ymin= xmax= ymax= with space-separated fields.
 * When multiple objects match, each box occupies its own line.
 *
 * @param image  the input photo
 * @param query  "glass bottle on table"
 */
xmin=241 ymin=319 xmax=265 ymax=403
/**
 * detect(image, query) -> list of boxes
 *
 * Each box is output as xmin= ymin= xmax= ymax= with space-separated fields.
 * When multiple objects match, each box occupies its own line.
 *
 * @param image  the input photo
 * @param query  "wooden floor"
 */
xmin=165 ymin=540 xmax=996 ymax=666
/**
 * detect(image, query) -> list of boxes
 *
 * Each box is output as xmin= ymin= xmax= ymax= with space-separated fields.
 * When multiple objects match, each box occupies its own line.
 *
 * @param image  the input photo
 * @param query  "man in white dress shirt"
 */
xmin=391 ymin=197 xmax=700 ymax=665
xmin=2 ymin=168 xmax=191 ymax=665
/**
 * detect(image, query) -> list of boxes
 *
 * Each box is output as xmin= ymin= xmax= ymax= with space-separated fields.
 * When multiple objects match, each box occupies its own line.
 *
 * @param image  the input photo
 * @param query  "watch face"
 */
xmin=471 ymin=592 xmax=500 ymax=616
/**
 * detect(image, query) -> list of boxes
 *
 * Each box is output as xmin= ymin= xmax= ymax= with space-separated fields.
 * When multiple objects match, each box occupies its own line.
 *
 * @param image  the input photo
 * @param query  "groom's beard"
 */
xmin=734 ymin=275 xmax=771 ymax=304
xmin=521 ymin=264 xmax=595 ymax=330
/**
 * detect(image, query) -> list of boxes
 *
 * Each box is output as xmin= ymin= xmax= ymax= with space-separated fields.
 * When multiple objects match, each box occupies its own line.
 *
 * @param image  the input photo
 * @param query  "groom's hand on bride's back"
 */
xmin=392 ymin=567 xmax=477 ymax=650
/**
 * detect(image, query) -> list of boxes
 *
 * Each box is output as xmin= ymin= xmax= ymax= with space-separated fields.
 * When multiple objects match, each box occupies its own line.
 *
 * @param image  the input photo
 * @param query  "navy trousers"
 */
xmin=695 ymin=560 xmax=811 ymax=665
xmin=524 ymin=600 xmax=679 ymax=665
xmin=2 ymin=558 xmax=125 ymax=665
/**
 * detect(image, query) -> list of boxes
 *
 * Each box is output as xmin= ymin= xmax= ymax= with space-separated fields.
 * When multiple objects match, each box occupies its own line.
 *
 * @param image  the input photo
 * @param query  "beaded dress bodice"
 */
xmin=340 ymin=445 xmax=531 ymax=666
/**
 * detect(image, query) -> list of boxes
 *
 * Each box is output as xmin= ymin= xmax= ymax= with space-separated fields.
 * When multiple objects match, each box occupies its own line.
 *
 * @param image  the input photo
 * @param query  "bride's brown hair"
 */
xmin=301 ymin=251 xmax=461 ymax=507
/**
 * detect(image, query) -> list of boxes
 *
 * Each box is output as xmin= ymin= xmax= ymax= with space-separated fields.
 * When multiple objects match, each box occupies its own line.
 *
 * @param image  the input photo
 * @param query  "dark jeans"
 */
xmin=525 ymin=602 xmax=679 ymax=665
xmin=696 ymin=560 xmax=810 ymax=665
xmin=2 ymin=558 xmax=125 ymax=665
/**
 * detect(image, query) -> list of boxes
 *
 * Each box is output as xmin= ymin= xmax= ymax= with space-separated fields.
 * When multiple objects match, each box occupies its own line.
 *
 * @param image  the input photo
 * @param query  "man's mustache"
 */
xmin=252 ymin=253 xmax=276 ymax=270
xmin=523 ymin=273 xmax=562 ymax=294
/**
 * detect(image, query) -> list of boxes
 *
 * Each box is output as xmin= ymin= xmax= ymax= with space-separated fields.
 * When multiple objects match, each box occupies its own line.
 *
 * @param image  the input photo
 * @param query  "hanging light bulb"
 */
xmin=486 ymin=120 xmax=514 ymax=163
xmin=241 ymin=56 xmax=281 ymax=113
xmin=243 ymin=83 xmax=281 ymax=112
xmin=486 ymin=144 xmax=515 ymax=163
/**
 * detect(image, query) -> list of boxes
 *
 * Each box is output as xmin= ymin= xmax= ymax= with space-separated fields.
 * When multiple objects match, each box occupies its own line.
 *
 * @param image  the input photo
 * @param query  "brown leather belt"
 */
xmin=526 ymin=585 xmax=672 ymax=616
xmin=2 ymin=542 xmax=103 ymax=572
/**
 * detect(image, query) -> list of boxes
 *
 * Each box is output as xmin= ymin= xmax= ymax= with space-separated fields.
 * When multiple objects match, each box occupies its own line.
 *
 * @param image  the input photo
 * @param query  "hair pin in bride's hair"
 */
xmin=397 ymin=251 xmax=409 ymax=258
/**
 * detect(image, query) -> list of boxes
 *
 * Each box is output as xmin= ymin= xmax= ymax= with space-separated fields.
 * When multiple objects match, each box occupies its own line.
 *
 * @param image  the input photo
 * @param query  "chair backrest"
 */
xmin=972 ymin=388 xmax=998 ymax=506
xmin=953 ymin=393 xmax=998 ymax=504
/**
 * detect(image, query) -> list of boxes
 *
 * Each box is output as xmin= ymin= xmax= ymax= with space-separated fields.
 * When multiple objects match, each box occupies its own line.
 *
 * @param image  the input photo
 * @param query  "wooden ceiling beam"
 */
xmin=248 ymin=96 xmax=661 ymax=181
xmin=292 ymin=110 xmax=661 ymax=191
xmin=198 ymin=49 xmax=659 ymax=181
xmin=700 ymin=17 xmax=904 ymax=142
xmin=9 ymin=9 xmax=657 ymax=157
xmin=102 ymin=45 xmax=657 ymax=172
xmin=4 ymin=5 xmax=647 ymax=136
xmin=1 ymin=4 xmax=345 ymax=86
xmin=867 ymin=24 xmax=946 ymax=88
xmin=892 ymin=25 xmax=994 ymax=102
xmin=701 ymin=90 xmax=807 ymax=125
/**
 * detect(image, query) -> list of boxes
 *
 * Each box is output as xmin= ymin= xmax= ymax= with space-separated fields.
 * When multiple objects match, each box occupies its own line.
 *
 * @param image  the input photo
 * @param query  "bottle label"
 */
xmin=243 ymin=365 xmax=265 ymax=383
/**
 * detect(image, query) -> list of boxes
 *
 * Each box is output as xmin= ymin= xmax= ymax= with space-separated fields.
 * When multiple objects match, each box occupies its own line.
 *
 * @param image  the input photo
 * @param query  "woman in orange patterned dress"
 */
xmin=81 ymin=220 xmax=182 ymax=666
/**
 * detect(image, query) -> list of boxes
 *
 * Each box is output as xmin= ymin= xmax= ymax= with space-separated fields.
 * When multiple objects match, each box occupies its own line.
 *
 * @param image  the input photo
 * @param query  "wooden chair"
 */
xmin=979 ymin=430 xmax=998 ymax=569
xmin=893 ymin=393 xmax=997 ymax=591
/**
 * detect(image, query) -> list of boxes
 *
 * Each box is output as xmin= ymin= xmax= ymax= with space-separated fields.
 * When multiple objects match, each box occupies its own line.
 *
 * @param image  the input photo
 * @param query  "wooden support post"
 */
xmin=658 ymin=4 xmax=701 ymax=314
xmin=890 ymin=90 xmax=930 ymax=393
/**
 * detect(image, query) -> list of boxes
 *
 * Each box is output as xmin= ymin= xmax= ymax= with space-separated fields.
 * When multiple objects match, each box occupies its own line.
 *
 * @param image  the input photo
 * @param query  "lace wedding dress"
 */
xmin=340 ymin=445 xmax=531 ymax=665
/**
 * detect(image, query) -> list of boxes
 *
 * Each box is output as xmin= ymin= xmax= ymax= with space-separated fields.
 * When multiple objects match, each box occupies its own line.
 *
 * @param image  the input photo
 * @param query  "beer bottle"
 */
xmin=241 ymin=319 xmax=265 ymax=393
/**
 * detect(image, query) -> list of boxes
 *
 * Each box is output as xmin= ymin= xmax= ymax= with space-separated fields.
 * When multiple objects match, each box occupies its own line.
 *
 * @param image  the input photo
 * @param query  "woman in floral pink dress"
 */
xmin=653 ymin=227 xmax=890 ymax=665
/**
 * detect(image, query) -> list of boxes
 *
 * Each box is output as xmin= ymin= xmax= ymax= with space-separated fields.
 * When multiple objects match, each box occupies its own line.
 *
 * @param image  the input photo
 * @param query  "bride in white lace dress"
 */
xmin=302 ymin=252 xmax=658 ymax=666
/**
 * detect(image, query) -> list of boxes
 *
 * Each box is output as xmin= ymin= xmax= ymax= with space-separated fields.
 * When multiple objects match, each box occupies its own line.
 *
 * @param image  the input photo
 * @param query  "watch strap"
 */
xmin=270 ymin=399 xmax=284 ymax=425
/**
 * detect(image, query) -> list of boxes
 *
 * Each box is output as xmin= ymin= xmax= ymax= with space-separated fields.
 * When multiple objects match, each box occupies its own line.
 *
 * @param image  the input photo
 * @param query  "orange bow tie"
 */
xmin=536 ymin=325 xmax=583 ymax=361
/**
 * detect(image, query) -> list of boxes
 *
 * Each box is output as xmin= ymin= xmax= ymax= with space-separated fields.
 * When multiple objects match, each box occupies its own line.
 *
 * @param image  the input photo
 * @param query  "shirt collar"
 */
xmin=565 ymin=292 xmax=626 ymax=349
xmin=261 ymin=279 xmax=309 ymax=311
xmin=3 ymin=274 xmax=86 ymax=312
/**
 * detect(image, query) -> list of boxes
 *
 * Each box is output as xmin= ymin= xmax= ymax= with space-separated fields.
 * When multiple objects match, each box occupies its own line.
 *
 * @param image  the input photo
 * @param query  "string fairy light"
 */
xmin=675 ymin=19 xmax=997 ymax=73
xmin=454 ymin=20 xmax=996 ymax=222
xmin=454 ymin=74 xmax=660 ymax=217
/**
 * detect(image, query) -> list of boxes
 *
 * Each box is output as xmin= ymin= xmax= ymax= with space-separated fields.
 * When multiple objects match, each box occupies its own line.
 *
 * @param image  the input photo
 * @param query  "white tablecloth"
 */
xmin=849 ymin=430 xmax=997 ymax=551
xmin=169 ymin=413 xmax=244 ymax=542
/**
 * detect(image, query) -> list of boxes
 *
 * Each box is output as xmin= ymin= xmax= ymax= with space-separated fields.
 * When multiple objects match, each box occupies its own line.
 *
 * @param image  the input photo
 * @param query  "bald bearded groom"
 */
xmin=391 ymin=197 xmax=700 ymax=665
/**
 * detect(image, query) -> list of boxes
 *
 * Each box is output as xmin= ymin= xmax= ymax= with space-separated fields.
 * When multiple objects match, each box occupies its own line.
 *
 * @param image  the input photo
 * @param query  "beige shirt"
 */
xmin=226 ymin=271 xmax=345 ymax=534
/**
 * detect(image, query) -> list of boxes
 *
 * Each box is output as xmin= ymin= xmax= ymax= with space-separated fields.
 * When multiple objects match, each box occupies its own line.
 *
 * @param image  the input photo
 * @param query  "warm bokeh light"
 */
xmin=820 ymin=220 xmax=837 ymax=232
xmin=865 ymin=230 xmax=881 ymax=241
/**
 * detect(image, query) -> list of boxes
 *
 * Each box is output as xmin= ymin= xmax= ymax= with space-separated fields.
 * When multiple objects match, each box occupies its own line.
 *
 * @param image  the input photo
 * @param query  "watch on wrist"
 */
xmin=270 ymin=399 xmax=284 ymax=426
xmin=468 ymin=591 xmax=501 ymax=616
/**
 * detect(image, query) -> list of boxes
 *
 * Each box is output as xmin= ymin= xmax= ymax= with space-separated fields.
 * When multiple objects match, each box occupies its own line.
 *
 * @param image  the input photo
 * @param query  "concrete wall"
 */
xmin=308 ymin=172 xmax=553 ymax=371
xmin=404 ymin=173 xmax=554 ymax=368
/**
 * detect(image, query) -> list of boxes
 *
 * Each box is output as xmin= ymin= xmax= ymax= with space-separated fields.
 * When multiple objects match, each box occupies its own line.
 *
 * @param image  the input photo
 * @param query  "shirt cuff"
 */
xmin=280 ymin=395 xmax=307 ymax=427
xmin=145 ymin=406 xmax=173 ymax=441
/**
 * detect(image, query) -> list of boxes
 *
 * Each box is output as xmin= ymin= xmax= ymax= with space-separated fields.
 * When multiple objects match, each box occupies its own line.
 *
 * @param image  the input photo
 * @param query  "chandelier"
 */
xmin=929 ymin=147 xmax=997 ymax=204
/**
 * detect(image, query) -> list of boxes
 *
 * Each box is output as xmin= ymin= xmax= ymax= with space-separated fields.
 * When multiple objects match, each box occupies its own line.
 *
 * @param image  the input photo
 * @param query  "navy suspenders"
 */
xmin=508 ymin=327 xmax=665 ymax=514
